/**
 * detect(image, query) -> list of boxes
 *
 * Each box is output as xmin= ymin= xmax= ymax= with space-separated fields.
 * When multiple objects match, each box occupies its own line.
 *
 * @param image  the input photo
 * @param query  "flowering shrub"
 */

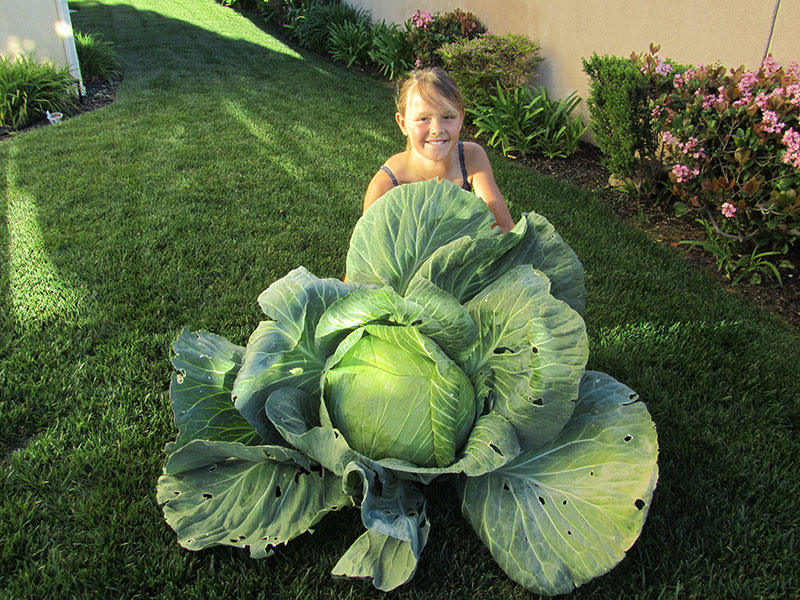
xmin=438 ymin=33 xmax=542 ymax=108
xmin=637 ymin=46 xmax=800 ymax=252
xmin=406 ymin=8 xmax=485 ymax=69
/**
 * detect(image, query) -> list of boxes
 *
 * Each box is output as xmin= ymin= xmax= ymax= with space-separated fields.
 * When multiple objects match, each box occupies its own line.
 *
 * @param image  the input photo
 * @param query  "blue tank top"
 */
xmin=380 ymin=141 xmax=472 ymax=192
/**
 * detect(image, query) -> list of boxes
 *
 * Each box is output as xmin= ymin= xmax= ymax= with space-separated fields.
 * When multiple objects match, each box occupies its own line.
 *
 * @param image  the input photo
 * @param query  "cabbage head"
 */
xmin=157 ymin=179 xmax=659 ymax=595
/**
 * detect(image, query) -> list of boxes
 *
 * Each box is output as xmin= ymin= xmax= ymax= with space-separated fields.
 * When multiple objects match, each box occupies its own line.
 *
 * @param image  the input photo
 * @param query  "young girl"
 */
xmin=363 ymin=67 xmax=515 ymax=233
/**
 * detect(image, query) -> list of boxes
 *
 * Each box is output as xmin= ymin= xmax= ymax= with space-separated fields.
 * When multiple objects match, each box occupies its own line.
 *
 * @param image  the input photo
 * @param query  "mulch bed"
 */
xmin=5 ymin=80 xmax=799 ymax=330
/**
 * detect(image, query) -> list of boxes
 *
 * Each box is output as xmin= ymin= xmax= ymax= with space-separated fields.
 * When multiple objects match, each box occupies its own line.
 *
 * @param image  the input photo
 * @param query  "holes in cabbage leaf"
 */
xmin=624 ymin=434 xmax=633 ymax=442
xmin=489 ymin=442 xmax=504 ymax=457
xmin=202 ymin=493 xmax=213 ymax=500
xmin=635 ymin=498 xmax=646 ymax=511
xmin=538 ymin=496 xmax=545 ymax=505
xmin=274 ymin=485 xmax=282 ymax=498
xmin=567 ymin=530 xmax=573 ymax=536
xmin=562 ymin=499 xmax=568 ymax=506
xmin=503 ymin=482 xmax=510 ymax=492
xmin=208 ymin=464 xmax=217 ymax=472
xmin=531 ymin=345 xmax=539 ymax=354
xmin=529 ymin=397 xmax=544 ymax=407
xmin=493 ymin=346 xmax=513 ymax=355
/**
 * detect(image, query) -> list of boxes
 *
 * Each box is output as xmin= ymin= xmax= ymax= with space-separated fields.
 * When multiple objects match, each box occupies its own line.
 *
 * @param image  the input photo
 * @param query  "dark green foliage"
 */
xmin=328 ymin=18 xmax=373 ymax=68
xmin=437 ymin=33 xmax=543 ymax=108
xmin=74 ymin=31 xmax=121 ymax=83
xmin=367 ymin=21 xmax=414 ymax=80
xmin=468 ymin=84 xmax=586 ymax=158
xmin=254 ymin=0 xmax=296 ymax=24
xmin=285 ymin=0 xmax=368 ymax=54
xmin=582 ymin=53 xmax=656 ymax=178
xmin=0 ymin=54 xmax=78 ymax=130
xmin=216 ymin=0 xmax=258 ymax=8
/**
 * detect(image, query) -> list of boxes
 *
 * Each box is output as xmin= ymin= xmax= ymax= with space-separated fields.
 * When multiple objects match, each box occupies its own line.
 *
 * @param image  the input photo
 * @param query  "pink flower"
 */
xmin=672 ymin=164 xmax=700 ymax=182
xmin=762 ymin=55 xmax=781 ymax=77
xmin=782 ymin=128 xmax=800 ymax=169
xmin=410 ymin=9 xmax=434 ymax=30
xmin=655 ymin=61 xmax=673 ymax=76
xmin=786 ymin=83 xmax=800 ymax=105
xmin=721 ymin=202 xmax=737 ymax=218
xmin=414 ymin=58 xmax=423 ymax=68
xmin=662 ymin=130 xmax=678 ymax=146
xmin=761 ymin=110 xmax=785 ymax=133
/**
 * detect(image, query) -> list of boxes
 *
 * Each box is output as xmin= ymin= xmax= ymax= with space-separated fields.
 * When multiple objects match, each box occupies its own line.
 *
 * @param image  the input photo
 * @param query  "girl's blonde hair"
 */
xmin=395 ymin=67 xmax=465 ymax=117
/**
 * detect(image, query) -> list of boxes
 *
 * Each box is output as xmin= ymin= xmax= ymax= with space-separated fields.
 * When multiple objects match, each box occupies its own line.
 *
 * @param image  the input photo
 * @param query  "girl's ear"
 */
xmin=395 ymin=112 xmax=408 ymax=136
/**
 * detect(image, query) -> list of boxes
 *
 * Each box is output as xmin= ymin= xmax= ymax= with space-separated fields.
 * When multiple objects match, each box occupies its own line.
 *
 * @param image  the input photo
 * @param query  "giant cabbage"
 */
xmin=157 ymin=179 xmax=659 ymax=595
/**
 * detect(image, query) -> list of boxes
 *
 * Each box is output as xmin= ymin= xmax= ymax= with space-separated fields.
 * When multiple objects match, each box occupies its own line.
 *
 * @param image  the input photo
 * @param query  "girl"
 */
xmin=363 ymin=67 xmax=515 ymax=233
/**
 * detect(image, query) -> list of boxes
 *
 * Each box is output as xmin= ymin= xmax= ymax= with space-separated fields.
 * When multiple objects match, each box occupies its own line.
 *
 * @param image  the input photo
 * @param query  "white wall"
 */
xmin=1 ymin=0 xmax=83 ymax=90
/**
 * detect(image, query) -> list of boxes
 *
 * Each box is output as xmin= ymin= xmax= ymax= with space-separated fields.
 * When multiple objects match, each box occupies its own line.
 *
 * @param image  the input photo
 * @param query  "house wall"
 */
xmin=348 ymin=0 xmax=798 ymax=127
xmin=1 ymin=0 xmax=83 ymax=87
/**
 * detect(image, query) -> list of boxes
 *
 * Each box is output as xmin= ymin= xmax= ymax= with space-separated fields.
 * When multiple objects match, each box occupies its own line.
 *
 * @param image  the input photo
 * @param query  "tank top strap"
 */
xmin=457 ymin=141 xmax=472 ymax=191
xmin=380 ymin=165 xmax=400 ymax=187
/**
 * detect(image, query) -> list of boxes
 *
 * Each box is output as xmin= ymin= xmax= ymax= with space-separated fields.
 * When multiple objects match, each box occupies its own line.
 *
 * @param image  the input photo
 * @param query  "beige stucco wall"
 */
xmin=1 ymin=0 xmax=83 ymax=87
xmin=349 ymin=0 xmax=798 ymax=129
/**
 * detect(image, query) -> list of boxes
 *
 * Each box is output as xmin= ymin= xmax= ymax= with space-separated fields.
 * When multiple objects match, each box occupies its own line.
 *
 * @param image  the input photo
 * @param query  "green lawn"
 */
xmin=1 ymin=1 xmax=798 ymax=598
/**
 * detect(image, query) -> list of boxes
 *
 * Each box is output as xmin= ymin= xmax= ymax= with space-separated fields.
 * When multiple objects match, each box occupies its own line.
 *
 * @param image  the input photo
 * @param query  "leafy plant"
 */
xmin=367 ymin=21 xmax=414 ymax=81
xmin=679 ymin=217 xmax=784 ymax=285
xmin=438 ymin=33 xmax=542 ymax=108
xmin=74 ymin=31 xmax=121 ymax=83
xmin=283 ymin=0 xmax=368 ymax=54
xmin=468 ymin=84 xmax=586 ymax=158
xmin=157 ymin=179 xmax=659 ymax=596
xmin=0 ymin=54 xmax=79 ymax=130
xmin=328 ymin=19 xmax=372 ymax=68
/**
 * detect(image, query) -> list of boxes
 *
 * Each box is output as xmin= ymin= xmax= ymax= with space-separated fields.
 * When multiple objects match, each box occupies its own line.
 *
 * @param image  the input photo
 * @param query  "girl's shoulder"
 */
xmin=461 ymin=140 xmax=491 ymax=172
xmin=383 ymin=150 xmax=409 ymax=171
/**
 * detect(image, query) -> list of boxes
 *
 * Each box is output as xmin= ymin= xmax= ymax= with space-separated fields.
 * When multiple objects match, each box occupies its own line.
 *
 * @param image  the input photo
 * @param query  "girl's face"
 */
xmin=396 ymin=88 xmax=464 ymax=163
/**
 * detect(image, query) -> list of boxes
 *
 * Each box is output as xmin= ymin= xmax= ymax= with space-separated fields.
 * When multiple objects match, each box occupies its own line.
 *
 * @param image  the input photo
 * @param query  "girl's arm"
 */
xmin=363 ymin=169 xmax=396 ymax=214
xmin=466 ymin=142 xmax=515 ymax=233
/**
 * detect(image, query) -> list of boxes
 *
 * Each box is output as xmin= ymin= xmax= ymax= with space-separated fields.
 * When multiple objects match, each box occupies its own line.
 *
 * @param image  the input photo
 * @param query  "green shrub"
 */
xmin=285 ymin=0 xmax=368 ymax=54
xmin=582 ymin=53 xmax=657 ymax=179
xmin=329 ymin=19 xmax=373 ymax=68
xmin=437 ymin=33 xmax=542 ymax=108
xmin=74 ymin=31 xmax=121 ymax=83
xmin=0 ymin=54 xmax=78 ymax=130
xmin=367 ymin=21 xmax=414 ymax=81
xmin=468 ymin=83 xmax=586 ymax=159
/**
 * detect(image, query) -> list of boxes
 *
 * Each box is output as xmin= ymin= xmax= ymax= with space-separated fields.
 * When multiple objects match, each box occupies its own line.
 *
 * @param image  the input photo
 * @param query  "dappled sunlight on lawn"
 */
xmin=4 ymin=145 xmax=88 ymax=327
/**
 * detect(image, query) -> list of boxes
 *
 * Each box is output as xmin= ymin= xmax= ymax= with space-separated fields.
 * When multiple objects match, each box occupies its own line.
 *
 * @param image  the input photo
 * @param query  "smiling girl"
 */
xmin=363 ymin=68 xmax=514 ymax=233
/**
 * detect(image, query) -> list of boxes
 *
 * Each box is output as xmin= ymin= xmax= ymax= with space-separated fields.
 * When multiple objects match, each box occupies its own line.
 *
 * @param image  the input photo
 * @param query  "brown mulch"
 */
xmin=4 ymin=80 xmax=799 ymax=330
